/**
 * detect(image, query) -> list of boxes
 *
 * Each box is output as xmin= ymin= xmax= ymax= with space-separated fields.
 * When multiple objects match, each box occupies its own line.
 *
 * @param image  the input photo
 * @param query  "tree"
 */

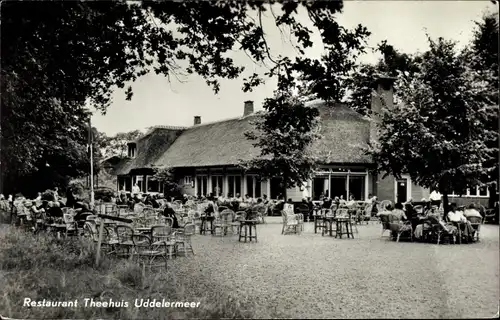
xmin=152 ymin=168 xmax=181 ymax=199
xmin=100 ymin=130 xmax=144 ymax=159
xmin=2 ymin=0 xmax=368 ymax=195
xmin=369 ymin=37 xmax=498 ymax=215
xmin=240 ymin=92 xmax=320 ymax=199
xmin=466 ymin=12 xmax=499 ymax=207
xmin=344 ymin=41 xmax=421 ymax=116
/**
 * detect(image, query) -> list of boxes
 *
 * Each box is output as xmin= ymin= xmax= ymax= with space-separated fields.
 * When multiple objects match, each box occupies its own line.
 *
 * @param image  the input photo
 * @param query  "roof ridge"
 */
xmin=190 ymin=113 xmax=259 ymax=128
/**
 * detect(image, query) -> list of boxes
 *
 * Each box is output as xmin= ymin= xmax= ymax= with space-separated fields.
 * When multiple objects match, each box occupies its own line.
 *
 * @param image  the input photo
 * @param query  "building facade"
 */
xmin=105 ymin=78 xmax=491 ymax=205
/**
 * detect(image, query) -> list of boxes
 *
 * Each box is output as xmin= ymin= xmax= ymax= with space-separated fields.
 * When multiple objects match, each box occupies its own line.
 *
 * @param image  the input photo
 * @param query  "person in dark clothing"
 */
xmin=47 ymin=202 xmax=63 ymax=218
xmin=162 ymin=203 xmax=180 ymax=228
xmin=204 ymin=201 xmax=215 ymax=217
xmin=322 ymin=197 xmax=332 ymax=209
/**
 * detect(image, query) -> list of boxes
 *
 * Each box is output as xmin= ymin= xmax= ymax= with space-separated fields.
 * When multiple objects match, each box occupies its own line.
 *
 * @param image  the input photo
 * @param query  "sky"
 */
xmin=93 ymin=0 xmax=498 ymax=136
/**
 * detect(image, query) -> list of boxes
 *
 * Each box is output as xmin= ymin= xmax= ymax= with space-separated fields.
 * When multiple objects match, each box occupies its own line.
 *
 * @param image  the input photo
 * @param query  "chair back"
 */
xmin=63 ymin=213 xmax=75 ymax=224
xmin=336 ymin=208 xmax=349 ymax=218
xmin=379 ymin=200 xmax=393 ymax=211
xmin=467 ymin=216 xmax=482 ymax=225
xmin=183 ymin=223 xmax=196 ymax=236
xmin=163 ymin=217 xmax=174 ymax=227
xmin=220 ymin=209 xmax=234 ymax=222
xmin=115 ymin=225 xmax=134 ymax=242
xmin=133 ymin=203 xmax=145 ymax=214
xmin=132 ymin=234 xmax=151 ymax=249
xmin=234 ymin=211 xmax=246 ymax=222
xmin=151 ymin=225 xmax=173 ymax=238
xmin=297 ymin=204 xmax=310 ymax=215
xmin=218 ymin=206 xmax=229 ymax=213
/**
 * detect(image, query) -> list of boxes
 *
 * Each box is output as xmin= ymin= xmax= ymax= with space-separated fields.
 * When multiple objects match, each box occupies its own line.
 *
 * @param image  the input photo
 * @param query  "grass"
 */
xmin=0 ymin=225 xmax=257 ymax=320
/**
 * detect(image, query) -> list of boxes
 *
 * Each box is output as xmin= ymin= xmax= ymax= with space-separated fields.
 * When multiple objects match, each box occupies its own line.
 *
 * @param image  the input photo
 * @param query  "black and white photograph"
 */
xmin=0 ymin=0 xmax=499 ymax=319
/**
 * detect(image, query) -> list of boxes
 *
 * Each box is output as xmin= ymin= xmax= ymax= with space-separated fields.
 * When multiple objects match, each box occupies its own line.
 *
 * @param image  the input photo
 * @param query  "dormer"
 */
xmin=127 ymin=142 xmax=137 ymax=158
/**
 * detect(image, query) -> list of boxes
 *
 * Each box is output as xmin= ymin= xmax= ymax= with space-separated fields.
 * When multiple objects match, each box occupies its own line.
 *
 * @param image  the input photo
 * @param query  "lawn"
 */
xmin=0 ymin=218 xmax=498 ymax=319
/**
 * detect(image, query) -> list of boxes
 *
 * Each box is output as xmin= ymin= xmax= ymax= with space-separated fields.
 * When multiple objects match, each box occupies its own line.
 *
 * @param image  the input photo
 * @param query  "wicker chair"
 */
xmin=213 ymin=209 xmax=233 ymax=237
xmin=151 ymin=225 xmax=176 ymax=259
xmin=115 ymin=225 xmax=135 ymax=258
xmin=379 ymin=214 xmax=392 ymax=238
xmin=281 ymin=210 xmax=300 ymax=235
xmin=131 ymin=234 xmax=168 ymax=270
xmin=175 ymin=223 xmax=196 ymax=256
xmin=467 ymin=216 xmax=482 ymax=242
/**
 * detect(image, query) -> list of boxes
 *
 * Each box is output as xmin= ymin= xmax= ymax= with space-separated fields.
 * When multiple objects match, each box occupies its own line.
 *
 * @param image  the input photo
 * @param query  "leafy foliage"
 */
xmin=2 ymin=0 xmax=369 ymax=196
xmin=152 ymin=167 xmax=181 ymax=198
xmin=369 ymin=36 xmax=498 ymax=212
xmin=241 ymin=92 xmax=321 ymax=196
xmin=100 ymin=130 xmax=144 ymax=159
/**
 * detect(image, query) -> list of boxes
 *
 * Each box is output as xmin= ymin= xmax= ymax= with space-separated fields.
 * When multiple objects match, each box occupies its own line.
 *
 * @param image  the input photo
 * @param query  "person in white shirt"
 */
xmin=35 ymin=192 xmax=42 ymax=202
xmin=429 ymin=188 xmax=442 ymax=207
xmin=132 ymin=183 xmax=140 ymax=194
xmin=463 ymin=203 xmax=482 ymax=219
xmin=346 ymin=195 xmax=356 ymax=208
xmin=447 ymin=203 xmax=466 ymax=223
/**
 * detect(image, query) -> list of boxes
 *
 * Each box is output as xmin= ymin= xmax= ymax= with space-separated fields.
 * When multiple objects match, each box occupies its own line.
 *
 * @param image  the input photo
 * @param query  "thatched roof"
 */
xmin=114 ymin=127 xmax=185 ymax=175
xmin=113 ymin=102 xmax=373 ymax=175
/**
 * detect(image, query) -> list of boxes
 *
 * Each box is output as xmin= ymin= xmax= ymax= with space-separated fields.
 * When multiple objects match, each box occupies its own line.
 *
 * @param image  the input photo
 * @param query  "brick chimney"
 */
xmin=370 ymin=76 xmax=396 ymax=144
xmin=243 ymin=100 xmax=254 ymax=116
xmin=193 ymin=116 xmax=201 ymax=125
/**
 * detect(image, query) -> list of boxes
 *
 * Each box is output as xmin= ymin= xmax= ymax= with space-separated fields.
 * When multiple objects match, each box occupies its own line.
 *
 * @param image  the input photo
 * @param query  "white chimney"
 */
xmin=243 ymin=100 xmax=254 ymax=116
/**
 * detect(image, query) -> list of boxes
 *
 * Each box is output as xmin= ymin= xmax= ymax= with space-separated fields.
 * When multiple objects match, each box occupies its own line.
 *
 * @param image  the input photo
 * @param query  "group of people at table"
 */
xmin=375 ymin=190 xmax=482 ymax=243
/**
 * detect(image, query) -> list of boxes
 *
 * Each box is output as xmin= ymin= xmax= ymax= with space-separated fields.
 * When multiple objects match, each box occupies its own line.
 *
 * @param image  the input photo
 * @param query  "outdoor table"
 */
xmin=321 ymin=216 xmax=336 ymax=237
xmin=239 ymin=220 xmax=258 ymax=242
xmin=335 ymin=217 xmax=354 ymax=239
xmin=200 ymin=216 xmax=215 ymax=235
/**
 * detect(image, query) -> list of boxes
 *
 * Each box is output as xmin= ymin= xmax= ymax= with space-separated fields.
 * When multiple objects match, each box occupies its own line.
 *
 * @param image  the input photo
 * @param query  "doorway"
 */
xmin=396 ymin=179 xmax=408 ymax=204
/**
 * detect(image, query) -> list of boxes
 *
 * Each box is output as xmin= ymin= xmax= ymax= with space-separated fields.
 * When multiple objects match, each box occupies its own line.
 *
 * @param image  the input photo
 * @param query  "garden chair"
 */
xmin=467 ymin=216 xmax=482 ymax=242
xmin=131 ymin=234 xmax=168 ymax=271
xmin=115 ymin=225 xmax=135 ymax=258
xmin=151 ymin=225 xmax=176 ymax=259
xmin=213 ymin=209 xmax=233 ymax=237
xmin=134 ymin=203 xmax=145 ymax=214
xmin=379 ymin=200 xmax=393 ymax=211
xmin=63 ymin=213 xmax=78 ymax=238
xmin=281 ymin=210 xmax=299 ymax=235
xmin=296 ymin=204 xmax=310 ymax=223
xmin=426 ymin=215 xmax=457 ymax=245
xmin=231 ymin=210 xmax=246 ymax=234
xmin=175 ymin=223 xmax=196 ymax=256
xmin=379 ymin=214 xmax=392 ymax=238
xmin=254 ymin=206 xmax=268 ymax=224
xmin=387 ymin=215 xmax=413 ymax=242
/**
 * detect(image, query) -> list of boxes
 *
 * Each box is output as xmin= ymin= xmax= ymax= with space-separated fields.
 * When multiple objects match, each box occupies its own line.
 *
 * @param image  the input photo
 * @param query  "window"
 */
xmin=227 ymin=176 xmax=241 ymax=197
xmin=135 ymin=176 xmax=144 ymax=192
xmin=118 ymin=176 xmax=126 ymax=191
xmin=448 ymin=186 xmax=490 ymax=197
xmin=313 ymin=177 xmax=328 ymax=200
xmin=246 ymin=175 xmax=261 ymax=198
xmin=127 ymin=143 xmax=136 ymax=158
xmin=479 ymin=186 xmax=488 ymax=196
xmin=349 ymin=176 xmax=365 ymax=201
xmin=211 ymin=176 xmax=223 ymax=196
xmin=196 ymin=176 xmax=208 ymax=197
xmin=147 ymin=178 xmax=159 ymax=193
xmin=183 ymin=176 xmax=193 ymax=185
xmin=330 ymin=176 xmax=347 ymax=199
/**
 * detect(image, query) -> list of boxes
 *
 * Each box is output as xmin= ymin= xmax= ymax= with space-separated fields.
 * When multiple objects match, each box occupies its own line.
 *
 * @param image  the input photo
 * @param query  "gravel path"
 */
xmin=169 ymin=218 xmax=499 ymax=319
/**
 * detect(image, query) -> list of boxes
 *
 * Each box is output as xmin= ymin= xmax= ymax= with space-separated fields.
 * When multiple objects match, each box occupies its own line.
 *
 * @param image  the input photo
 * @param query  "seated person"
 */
xmin=162 ymin=203 xmax=180 ymax=228
xmin=47 ymin=201 xmax=63 ymax=218
xmin=447 ymin=203 xmax=467 ymax=223
xmin=463 ymin=203 xmax=482 ymax=219
xmin=392 ymin=202 xmax=407 ymax=221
